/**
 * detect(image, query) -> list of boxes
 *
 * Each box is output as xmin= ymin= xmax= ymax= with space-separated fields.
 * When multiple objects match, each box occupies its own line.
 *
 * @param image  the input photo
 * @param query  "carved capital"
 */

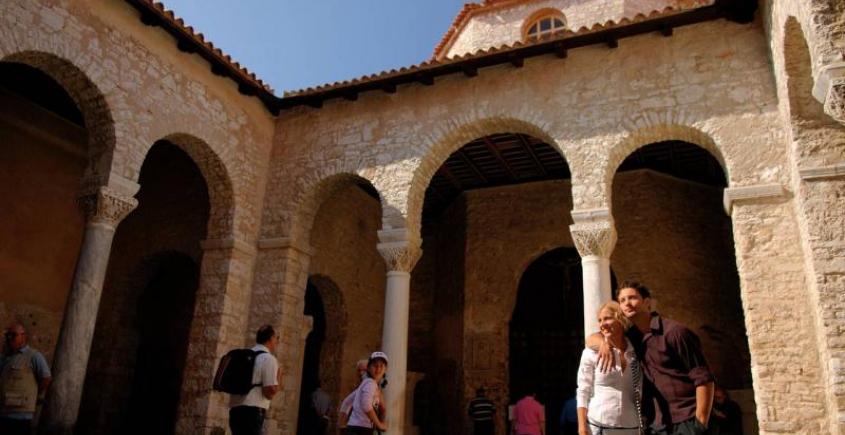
xmin=824 ymin=80 xmax=845 ymax=123
xmin=569 ymin=219 xmax=617 ymax=258
xmin=377 ymin=228 xmax=422 ymax=272
xmin=78 ymin=186 xmax=138 ymax=228
xmin=813 ymin=63 xmax=845 ymax=124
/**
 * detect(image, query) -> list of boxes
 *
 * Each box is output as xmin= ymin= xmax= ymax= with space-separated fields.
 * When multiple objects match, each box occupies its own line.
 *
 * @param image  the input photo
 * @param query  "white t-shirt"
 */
xmin=231 ymin=344 xmax=279 ymax=409
xmin=347 ymin=378 xmax=381 ymax=428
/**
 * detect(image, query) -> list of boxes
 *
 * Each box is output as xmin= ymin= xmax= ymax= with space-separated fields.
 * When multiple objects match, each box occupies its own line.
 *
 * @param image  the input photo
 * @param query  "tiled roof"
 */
xmin=137 ymin=0 xmax=273 ymax=92
xmin=432 ymin=0 xmax=714 ymax=60
xmin=285 ymin=3 xmax=703 ymax=97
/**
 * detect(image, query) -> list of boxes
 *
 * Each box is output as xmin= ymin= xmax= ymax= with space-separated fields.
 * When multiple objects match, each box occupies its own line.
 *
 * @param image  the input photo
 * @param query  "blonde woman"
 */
xmin=576 ymin=302 xmax=641 ymax=435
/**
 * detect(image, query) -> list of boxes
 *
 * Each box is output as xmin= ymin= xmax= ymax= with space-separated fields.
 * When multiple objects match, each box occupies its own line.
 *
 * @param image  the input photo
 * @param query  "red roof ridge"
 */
xmin=142 ymin=0 xmax=274 ymax=94
xmin=285 ymin=3 xmax=701 ymax=97
xmin=433 ymin=0 xmax=713 ymax=61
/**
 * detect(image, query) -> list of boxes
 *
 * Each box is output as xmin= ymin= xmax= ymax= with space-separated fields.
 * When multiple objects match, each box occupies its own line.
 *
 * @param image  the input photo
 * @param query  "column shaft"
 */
xmin=41 ymin=187 xmax=137 ymax=435
xmin=581 ymin=255 xmax=612 ymax=336
xmin=381 ymin=271 xmax=411 ymax=434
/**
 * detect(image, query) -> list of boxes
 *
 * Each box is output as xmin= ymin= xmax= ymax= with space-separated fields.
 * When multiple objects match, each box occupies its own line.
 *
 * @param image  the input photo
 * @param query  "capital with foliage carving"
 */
xmin=78 ymin=186 xmax=138 ymax=228
xmin=569 ymin=208 xmax=617 ymax=258
xmin=824 ymin=79 xmax=845 ymax=124
xmin=813 ymin=63 xmax=845 ymax=124
xmin=377 ymin=228 xmax=422 ymax=272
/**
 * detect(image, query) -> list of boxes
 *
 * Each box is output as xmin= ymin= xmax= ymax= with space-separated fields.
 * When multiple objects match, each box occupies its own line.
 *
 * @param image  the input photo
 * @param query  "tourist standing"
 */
xmin=346 ymin=352 xmax=389 ymax=434
xmin=589 ymin=281 xmax=715 ymax=435
xmin=468 ymin=387 xmax=496 ymax=435
xmin=229 ymin=325 xmax=281 ymax=435
xmin=0 ymin=323 xmax=51 ymax=435
xmin=512 ymin=389 xmax=545 ymax=435
xmin=576 ymin=302 xmax=640 ymax=435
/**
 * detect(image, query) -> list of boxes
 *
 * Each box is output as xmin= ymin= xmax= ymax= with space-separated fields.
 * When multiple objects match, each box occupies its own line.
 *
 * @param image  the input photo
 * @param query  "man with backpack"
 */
xmin=228 ymin=324 xmax=281 ymax=435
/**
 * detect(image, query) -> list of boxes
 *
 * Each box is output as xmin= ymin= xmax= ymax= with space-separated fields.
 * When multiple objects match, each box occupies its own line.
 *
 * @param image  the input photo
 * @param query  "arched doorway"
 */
xmin=125 ymin=252 xmax=199 ymax=434
xmin=509 ymin=247 xmax=583 ymax=435
xmin=0 ymin=61 xmax=88 ymax=365
xmin=412 ymin=130 xmax=572 ymax=435
xmin=77 ymin=140 xmax=211 ymax=435
xmin=296 ymin=175 xmax=381 ymax=434
xmin=297 ymin=280 xmax=327 ymax=435
xmin=613 ymin=139 xmax=756 ymax=433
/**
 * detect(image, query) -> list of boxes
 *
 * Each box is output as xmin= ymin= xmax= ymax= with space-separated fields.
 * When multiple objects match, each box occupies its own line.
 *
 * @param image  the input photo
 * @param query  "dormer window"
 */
xmin=524 ymin=11 xmax=566 ymax=41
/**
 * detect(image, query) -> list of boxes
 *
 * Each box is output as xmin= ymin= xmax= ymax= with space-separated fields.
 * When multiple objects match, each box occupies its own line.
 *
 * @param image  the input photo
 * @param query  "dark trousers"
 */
xmin=473 ymin=419 xmax=494 ymax=435
xmin=229 ymin=406 xmax=266 ymax=435
xmin=0 ymin=417 xmax=32 ymax=435
xmin=314 ymin=416 xmax=328 ymax=435
xmin=345 ymin=427 xmax=375 ymax=435
xmin=652 ymin=418 xmax=718 ymax=435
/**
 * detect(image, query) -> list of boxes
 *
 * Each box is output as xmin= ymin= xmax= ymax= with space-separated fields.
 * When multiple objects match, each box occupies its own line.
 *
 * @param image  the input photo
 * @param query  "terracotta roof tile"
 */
xmin=432 ymin=0 xmax=714 ymax=60
xmin=285 ymin=3 xmax=706 ymax=97
xmin=139 ymin=0 xmax=274 ymax=94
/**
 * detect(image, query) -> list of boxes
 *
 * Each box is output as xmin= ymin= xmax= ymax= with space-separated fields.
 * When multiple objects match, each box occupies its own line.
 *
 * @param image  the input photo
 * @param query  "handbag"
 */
xmin=631 ymin=356 xmax=647 ymax=435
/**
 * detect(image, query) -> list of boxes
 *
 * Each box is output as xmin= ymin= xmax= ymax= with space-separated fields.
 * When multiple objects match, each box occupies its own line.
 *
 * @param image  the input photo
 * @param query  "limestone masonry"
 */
xmin=1 ymin=0 xmax=844 ymax=434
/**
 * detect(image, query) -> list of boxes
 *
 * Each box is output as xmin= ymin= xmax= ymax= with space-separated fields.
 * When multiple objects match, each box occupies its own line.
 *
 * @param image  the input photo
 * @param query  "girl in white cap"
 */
xmin=345 ymin=351 xmax=389 ymax=434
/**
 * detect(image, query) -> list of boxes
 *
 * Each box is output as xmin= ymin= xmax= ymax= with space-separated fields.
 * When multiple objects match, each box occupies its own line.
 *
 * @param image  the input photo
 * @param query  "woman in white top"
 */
xmin=576 ymin=302 xmax=641 ymax=435
xmin=346 ymin=351 xmax=389 ymax=434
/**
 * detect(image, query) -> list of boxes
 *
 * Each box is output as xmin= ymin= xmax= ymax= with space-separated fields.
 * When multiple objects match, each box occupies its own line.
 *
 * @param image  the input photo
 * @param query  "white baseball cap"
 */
xmin=369 ymin=351 xmax=389 ymax=364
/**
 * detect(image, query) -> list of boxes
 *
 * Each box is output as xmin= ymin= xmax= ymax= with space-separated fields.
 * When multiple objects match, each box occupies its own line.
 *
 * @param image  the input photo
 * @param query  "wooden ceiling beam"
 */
xmin=483 ymin=136 xmax=517 ymax=180
xmin=438 ymin=165 xmax=463 ymax=190
xmin=517 ymin=134 xmax=548 ymax=176
xmin=456 ymin=149 xmax=489 ymax=184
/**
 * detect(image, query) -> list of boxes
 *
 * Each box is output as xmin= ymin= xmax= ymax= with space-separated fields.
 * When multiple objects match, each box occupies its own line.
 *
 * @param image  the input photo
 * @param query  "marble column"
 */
xmin=570 ymin=209 xmax=617 ymax=337
xmin=40 ymin=186 xmax=138 ymax=435
xmin=377 ymin=229 xmax=421 ymax=435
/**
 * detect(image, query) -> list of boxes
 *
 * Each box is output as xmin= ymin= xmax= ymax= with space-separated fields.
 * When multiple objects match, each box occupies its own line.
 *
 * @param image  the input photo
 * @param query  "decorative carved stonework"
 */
xmin=377 ymin=241 xmax=422 ymax=272
xmin=824 ymin=80 xmax=845 ymax=124
xmin=78 ymin=186 xmax=138 ymax=228
xmin=569 ymin=220 xmax=617 ymax=258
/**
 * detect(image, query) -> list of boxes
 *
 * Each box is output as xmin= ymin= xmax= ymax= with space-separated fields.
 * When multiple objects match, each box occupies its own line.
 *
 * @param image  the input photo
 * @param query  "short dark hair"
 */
xmin=256 ymin=324 xmax=275 ymax=344
xmin=476 ymin=387 xmax=486 ymax=396
xmin=617 ymin=281 xmax=651 ymax=299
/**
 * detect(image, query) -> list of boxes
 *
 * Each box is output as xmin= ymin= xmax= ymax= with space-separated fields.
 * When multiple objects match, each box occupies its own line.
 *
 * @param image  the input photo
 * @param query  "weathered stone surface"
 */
xmin=2 ymin=0 xmax=844 ymax=434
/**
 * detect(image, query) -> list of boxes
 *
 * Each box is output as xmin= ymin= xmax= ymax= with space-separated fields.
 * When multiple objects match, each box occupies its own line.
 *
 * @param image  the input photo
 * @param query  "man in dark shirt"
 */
xmin=467 ymin=387 xmax=496 ymax=435
xmin=588 ymin=281 xmax=715 ymax=435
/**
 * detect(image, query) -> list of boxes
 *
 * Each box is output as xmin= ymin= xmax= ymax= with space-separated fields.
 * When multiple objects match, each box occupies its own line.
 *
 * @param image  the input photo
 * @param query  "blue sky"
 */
xmin=162 ymin=0 xmax=467 ymax=94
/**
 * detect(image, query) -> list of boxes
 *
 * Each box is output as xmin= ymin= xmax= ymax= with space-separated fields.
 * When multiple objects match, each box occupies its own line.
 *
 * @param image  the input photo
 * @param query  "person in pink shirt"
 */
xmin=512 ymin=390 xmax=546 ymax=435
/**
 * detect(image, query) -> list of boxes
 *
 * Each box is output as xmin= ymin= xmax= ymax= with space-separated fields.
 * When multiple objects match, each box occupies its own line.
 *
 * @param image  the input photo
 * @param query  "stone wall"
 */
xmin=1 ymin=0 xmax=276 ymax=431
xmin=445 ymin=170 xmax=746 ymax=433
xmin=0 ymin=89 xmax=86 ymax=363
xmin=77 ymin=142 xmax=210 ymax=435
xmin=307 ymin=184 xmax=386 ymax=421
xmin=443 ymin=0 xmax=679 ymax=59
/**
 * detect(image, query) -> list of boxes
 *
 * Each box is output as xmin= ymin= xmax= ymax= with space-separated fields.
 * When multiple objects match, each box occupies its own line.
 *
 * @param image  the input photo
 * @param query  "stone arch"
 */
xmin=1 ymin=50 xmax=115 ymax=189
xmin=306 ymin=275 xmax=347 ymax=420
xmin=603 ymin=124 xmax=729 ymax=206
xmin=288 ymin=171 xmax=384 ymax=246
xmin=407 ymin=116 xmax=570 ymax=240
xmin=142 ymin=133 xmax=235 ymax=240
xmin=782 ymin=16 xmax=829 ymax=122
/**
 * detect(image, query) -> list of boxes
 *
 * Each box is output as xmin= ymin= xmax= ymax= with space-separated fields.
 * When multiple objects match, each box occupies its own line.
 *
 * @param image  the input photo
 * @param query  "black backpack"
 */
xmin=212 ymin=349 xmax=266 ymax=395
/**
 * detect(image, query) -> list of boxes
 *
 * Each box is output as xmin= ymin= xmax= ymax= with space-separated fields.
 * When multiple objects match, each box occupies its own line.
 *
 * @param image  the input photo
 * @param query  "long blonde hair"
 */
xmin=598 ymin=301 xmax=631 ymax=330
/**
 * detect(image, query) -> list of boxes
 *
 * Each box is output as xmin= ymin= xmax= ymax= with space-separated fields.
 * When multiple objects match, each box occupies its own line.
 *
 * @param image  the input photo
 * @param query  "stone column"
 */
xmin=41 ymin=186 xmax=138 ymax=435
xmin=377 ymin=229 xmax=421 ymax=435
xmin=569 ymin=209 xmax=617 ymax=337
